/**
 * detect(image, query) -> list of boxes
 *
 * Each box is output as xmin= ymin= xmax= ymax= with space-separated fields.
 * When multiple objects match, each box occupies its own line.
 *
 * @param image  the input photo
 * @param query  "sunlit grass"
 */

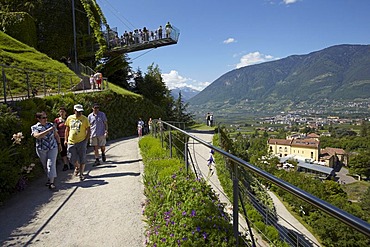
xmin=342 ymin=181 xmax=370 ymax=201
xmin=108 ymin=83 xmax=139 ymax=96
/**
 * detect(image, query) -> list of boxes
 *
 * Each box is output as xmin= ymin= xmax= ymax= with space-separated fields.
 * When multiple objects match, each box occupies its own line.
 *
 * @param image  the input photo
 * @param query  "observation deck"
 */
xmin=104 ymin=26 xmax=180 ymax=55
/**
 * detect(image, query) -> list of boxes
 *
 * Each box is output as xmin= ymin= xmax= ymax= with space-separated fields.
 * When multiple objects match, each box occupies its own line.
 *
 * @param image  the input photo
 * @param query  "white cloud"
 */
xmin=267 ymin=0 xmax=298 ymax=5
xmin=223 ymin=38 xmax=236 ymax=44
xmin=283 ymin=0 xmax=298 ymax=4
xmin=162 ymin=70 xmax=210 ymax=91
xmin=236 ymin=51 xmax=276 ymax=68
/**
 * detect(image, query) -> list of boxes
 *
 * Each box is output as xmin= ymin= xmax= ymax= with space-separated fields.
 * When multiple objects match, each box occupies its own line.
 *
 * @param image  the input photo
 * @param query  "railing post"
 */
xmin=160 ymin=126 xmax=163 ymax=148
xmin=26 ymin=72 xmax=30 ymax=99
xmin=58 ymin=76 xmax=61 ymax=94
xmin=2 ymin=67 xmax=6 ymax=104
xmin=43 ymin=74 xmax=46 ymax=96
xmin=70 ymin=77 xmax=73 ymax=91
xmin=169 ymin=127 xmax=172 ymax=158
xmin=154 ymin=121 xmax=157 ymax=138
xmin=233 ymin=163 xmax=239 ymax=246
xmin=185 ymin=142 xmax=188 ymax=174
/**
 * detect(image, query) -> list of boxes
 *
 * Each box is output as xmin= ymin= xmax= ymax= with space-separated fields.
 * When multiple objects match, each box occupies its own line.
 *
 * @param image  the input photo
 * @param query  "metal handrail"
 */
xmin=160 ymin=120 xmax=370 ymax=238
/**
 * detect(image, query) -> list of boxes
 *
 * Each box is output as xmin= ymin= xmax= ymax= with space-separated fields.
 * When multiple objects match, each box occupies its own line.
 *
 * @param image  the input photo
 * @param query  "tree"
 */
xmin=135 ymin=64 xmax=174 ymax=119
xmin=359 ymin=187 xmax=370 ymax=212
xmin=359 ymin=120 xmax=369 ymax=137
xmin=172 ymin=92 xmax=194 ymax=124
xmin=99 ymin=54 xmax=131 ymax=89
xmin=349 ymin=150 xmax=370 ymax=179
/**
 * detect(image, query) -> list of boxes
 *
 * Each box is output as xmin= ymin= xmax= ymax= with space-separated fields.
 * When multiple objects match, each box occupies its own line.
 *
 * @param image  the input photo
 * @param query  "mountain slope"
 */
xmin=189 ymin=44 xmax=370 ymax=116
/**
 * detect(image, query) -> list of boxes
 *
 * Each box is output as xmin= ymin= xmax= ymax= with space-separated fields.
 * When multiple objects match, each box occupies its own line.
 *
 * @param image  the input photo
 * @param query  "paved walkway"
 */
xmin=0 ymin=136 xmax=145 ymax=247
xmin=188 ymin=132 xmax=270 ymax=247
xmin=1 ymin=132 xmax=320 ymax=247
xmin=267 ymin=191 xmax=321 ymax=246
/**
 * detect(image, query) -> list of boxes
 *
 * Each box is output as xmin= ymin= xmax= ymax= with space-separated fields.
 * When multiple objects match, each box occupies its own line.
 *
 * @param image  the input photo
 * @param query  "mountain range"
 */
xmin=188 ymin=44 xmax=370 ymax=119
xmin=171 ymin=86 xmax=200 ymax=101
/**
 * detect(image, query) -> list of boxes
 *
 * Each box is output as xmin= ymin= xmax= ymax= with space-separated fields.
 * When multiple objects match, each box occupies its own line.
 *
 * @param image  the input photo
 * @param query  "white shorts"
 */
xmin=90 ymin=136 xmax=106 ymax=147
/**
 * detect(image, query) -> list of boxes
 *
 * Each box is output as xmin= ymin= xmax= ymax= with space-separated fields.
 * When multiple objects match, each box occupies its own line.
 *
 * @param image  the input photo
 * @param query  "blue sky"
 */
xmin=96 ymin=0 xmax=370 ymax=91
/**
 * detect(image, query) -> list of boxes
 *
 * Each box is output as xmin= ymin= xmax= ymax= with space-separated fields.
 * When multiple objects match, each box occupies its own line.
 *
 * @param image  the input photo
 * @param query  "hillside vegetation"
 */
xmin=189 ymin=44 xmax=370 ymax=118
xmin=0 ymin=31 xmax=80 ymax=98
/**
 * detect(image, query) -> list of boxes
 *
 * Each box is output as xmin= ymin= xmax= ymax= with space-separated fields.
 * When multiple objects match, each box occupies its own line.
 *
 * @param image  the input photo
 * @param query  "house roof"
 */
xmin=321 ymin=147 xmax=346 ymax=156
xmin=268 ymin=139 xmax=292 ymax=145
xmin=291 ymin=138 xmax=320 ymax=148
xmin=268 ymin=138 xmax=319 ymax=148
xmin=307 ymin=133 xmax=320 ymax=138
xmin=298 ymin=162 xmax=334 ymax=175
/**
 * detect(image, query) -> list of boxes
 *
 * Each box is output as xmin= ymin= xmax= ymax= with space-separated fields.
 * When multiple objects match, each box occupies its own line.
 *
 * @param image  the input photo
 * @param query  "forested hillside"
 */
xmin=189 ymin=44 xmax=370 ymax=117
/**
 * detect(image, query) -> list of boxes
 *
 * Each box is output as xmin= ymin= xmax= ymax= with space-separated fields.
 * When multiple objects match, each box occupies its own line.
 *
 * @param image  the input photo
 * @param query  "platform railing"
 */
xmin=152 ymin=120 xmax=370 ymax=246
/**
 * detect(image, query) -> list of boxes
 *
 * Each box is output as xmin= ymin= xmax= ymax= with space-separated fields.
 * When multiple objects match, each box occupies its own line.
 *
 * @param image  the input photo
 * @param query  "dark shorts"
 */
xmin=60 ymin=138 xmax=67 ymax=157
xmin=67 ymin=140 xmax=87 ymax=165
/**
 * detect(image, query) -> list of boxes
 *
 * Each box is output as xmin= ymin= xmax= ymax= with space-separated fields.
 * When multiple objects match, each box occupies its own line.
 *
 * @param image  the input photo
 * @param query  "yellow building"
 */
xmin=268 ymin=138 xmax=320 ymax=161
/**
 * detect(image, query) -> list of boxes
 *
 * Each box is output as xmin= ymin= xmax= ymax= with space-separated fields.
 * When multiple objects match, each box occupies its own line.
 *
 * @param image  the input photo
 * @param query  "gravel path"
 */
xmin=0 ymin=136 xmax=145 ymax=247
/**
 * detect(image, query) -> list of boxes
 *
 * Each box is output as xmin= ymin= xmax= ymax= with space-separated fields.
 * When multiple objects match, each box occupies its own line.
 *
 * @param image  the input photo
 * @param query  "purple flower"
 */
xmin=161 ymin=238 xmax=166 ymax=242
xmin=172 ymin=174 xmax=177 ymax=179
xmin=182 ymin=211 xmax=187 ymax=216
xmin=170 ymin=233 xmax=174 ymax=237
xmin=191 ymin=210 xmax=196 ymax=217
xmin=203 ymin=232 xmax=208 ymax=239
xmin=196 ymin=226 xmax=201 ymax=232
xmin=182 ymin=237 xmax=188 ymax=241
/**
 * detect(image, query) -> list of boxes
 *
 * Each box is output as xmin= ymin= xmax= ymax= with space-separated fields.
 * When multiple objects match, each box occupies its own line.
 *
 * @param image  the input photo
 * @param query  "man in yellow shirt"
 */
xmin=65 ymin=104 xmax=90 ymax=181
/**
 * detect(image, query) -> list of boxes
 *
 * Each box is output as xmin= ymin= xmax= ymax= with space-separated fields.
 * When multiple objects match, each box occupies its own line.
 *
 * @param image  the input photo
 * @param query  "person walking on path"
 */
xmin=54 ymin=106 xmax=73 ymax=171
xmin=137 ymin=118 xmax=144 ymax=138
xmin=94 ymin=72 xmax=102 ymax=90
xmin=89 ymin=74 xmax=95 ymax=90
xmin=88 ymin=103 xmax=108 ymax=166
xmin=148 ymin=117 xmax=153 ymax=134
xmin=31 ymin=111 xmax=61 ymax=190
xmin=65 ymin=104 xmax=90 ymax=181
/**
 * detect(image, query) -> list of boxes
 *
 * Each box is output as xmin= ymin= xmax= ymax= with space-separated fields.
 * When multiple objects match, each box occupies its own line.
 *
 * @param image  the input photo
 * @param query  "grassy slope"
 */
xmin=0 ymin=32 xmax=80 ymax=96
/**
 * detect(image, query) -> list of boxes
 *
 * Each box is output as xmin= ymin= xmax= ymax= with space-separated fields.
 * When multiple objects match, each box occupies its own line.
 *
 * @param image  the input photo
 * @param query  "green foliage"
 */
xmin=349 ymin=150 xmax=370 ymax=178
xmin=139 ymin=135 xmax=244 ymax=246
xmin=79 ymin=0 xmax=108 ymax=60
xmin=172 ymin=92 xmax=195 ymax=125
xmin=0 ymin=11 xmax=37 ymax=47
xmin=137 ymin=64 xmax=171 ymax=109
xmin=359 ymin=187 xmax=370 ymax=212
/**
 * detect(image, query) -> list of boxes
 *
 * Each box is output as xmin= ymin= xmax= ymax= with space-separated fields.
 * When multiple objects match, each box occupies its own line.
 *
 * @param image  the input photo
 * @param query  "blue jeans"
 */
xmin=36 ymin=147 xmax=58 ymax=179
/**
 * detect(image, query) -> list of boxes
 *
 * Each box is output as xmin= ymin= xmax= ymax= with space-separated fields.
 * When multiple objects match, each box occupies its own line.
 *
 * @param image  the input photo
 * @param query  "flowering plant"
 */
xmin=0 ymin=131 xmax=38 ymax=202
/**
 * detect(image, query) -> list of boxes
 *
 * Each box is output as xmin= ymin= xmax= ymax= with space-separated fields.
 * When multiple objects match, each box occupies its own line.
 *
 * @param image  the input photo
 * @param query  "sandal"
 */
xmin=79 ymin=174 xmax=85 ymax=181
xmin=74 ymin=167 xmax=79 ymax=176
xmin=45 ymin=179 xmax=51 ymax=186
xmin=49 ymin=183 xmax=56 ymax=190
